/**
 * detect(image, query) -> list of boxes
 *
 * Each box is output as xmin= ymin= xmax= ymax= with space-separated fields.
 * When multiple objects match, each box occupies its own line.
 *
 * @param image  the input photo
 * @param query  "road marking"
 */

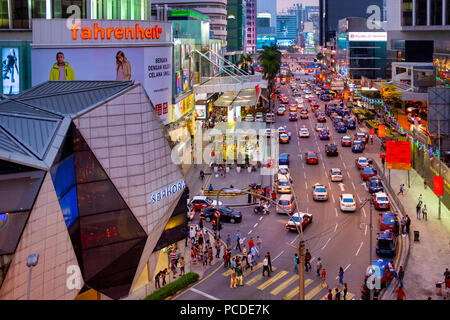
xmin=321 ymin=238 xmax=331 ymax=250
xmin=246 ymin=266 xmax=278 ymax=285
xmin=259 ymin=216 xmax=263 ymax=221
xmin=332 ymin=194 xmax=335 ymax=202
xmin=305 ymin=181 xmax=308 ymax=189
xmin=257 ymin=270 xmax=289 ymax=290
xmin=357 ymin=195 xmax=361 ymax=202
xmin=343 ymin=162 xmax=347 ymax=169
xmin=270 ymin=274 xmax=299 ymax=295
xmin=273 ymin=250 xmax=285 ymax=261
xmin=254 ymin=223 xmax=258 ymax=228
xmin=305 ymin=282 xmax=326 ymax=300
xmin=335 ymin=207 xmax=338 ymax=217
xmin=355 ymin=241 xmax=364 ymax=256
xmin=334 ymin=223 xmax=338 ymax=232
xmin=189 ymin=287 xmax=220 ymax=300
xmin=290 ymin=235 xmax=299 ymax=244
xmin=248 ymin=230 xmax=253 ymax=234
xmin=302 ymin=163 xmax=305 ymax=168
xmin=347 ymin=172 xmax=351 ymax=179
xmin=365 ymin=224 xmax=368 ymax=236
xmin=352 ymin=182 xmax=356 ymax=190
xmin=283 ymin=278 xmax=314 ymax=300
xmin=344 ymin=264 xmax=351 ymax=272
xmin=362 ymin=208 xmax=367 ymax=218
xmin=304 ymin=172 xmax=307 ymax=179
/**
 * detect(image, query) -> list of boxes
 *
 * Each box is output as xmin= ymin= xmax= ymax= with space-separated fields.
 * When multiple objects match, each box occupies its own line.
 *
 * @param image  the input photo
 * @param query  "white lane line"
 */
xmin=343 ymin=162 xmax=347 ymax=169
xmin=357 ymin=195 xmax=361 ymax=202
xmin=302 ymin=163 xmax=305 ymax=168
xmin=332 ymin=194 xmax=335 ymax=202
xmin=304 ymin=172 xmax=307 ymax=179
xmin=305 ymin=181 xmax=308 ymax=189
xmin=335 ymin=207 xmax=338 ymax=217
xmin=254 ymin=223 xmax=258 ymax=228
xmin=334 ymin=223 xmax=338 ymax=232
xmin=248 ymin=230 xmax=253 ymax=234
xmin=310 ymin=257 xmax=316 ymax=263
xmin=347 ymin=172 xmax=351 ymax=179
xmin=273 ymin=250 xmax=285 ymax=261
xmin=365 ymin=224 xmax=368 ymax=236
xmin=290 ymin=235 xmax=299 ymax=244
xmin=321 ymin=238 xmax=331 ymax=250
xmin=259 ymin=216 xmax=263 ymax=221
xmin=355 ymin=241 xmax=364 ymax=256
xmin=352 ymin=182 xmax=356 ymax=190
xmin=189 ymin=288 xmax=220 ymax=300
xmin=322 ymin=162 xmax=325 ymax=169
xmin=362 ymin=208 xmax=367 ymax=218
xmin=344 ymin=264 xmax=351 ymax=272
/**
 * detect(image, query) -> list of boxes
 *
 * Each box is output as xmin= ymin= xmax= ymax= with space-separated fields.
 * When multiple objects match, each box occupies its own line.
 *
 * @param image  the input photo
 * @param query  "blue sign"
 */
xmin=149 ymin=180 xmax=186 ymax=204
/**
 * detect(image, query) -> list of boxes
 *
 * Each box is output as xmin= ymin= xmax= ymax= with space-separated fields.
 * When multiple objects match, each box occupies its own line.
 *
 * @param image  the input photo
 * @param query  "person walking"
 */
xmin=406 ymin=215 xmax=411 ymax=235
xmin=226 ymin=234 xmax=232 ymax=248
xmin=236 ymin=265 xmax=244 ymax=286
xmin=335 ymin=288 xmax=341 ymax=300
xmin=208 ymin=246 xmax=213 ymax=266
xmin=235 ymin=231 xmax=242 ymax=252
xmin=230 ymin=267 xmax=237 ymax=288
xmin=161 ymin=268 xmax=167 ymax=286
xmin=215 ymin=238 xmax=222 ymax=259
xmin=401 ymin=217 xmax=406 ymax=235
xmin=199 ymin=188 xmax=205 ymax=196
xmin=398 ymin=266 xmax=405 ymax=289
xmin=416 ymin=202 xmax=421 ymax=220
xmin=267 ymin=252 xmax=273 ymax=272
xmin=255 ymin=236 xmax=262 ymax=257
xmin=321 ymin=268 xmax=327 ymax=287
xmin=262 ymin=255 xmax=270 ymax=277
xmin=179 ymin=257 xmax=186 ymax=276
xmin=200 ymin=170 xmax=205 ymax=181
xmin=338 ymin=267 xmax=344 ymax=286
xmin=242 ymin=245 xmax=248 ymax=266
xmin=208 ymin=184 xmax=213 ymax=191
xmin=305 ymin=249 xmax=312 ymax=272
xmin=422 ymin=204 xmax=428 ymax=221
xmin=343 ymin=283 xmax=348 ymax=300
xmin=327 ymin=289 xmax=333 ymax=300
xmin=316 ymin=258 xmax=322 ymax=277
xmin=247 ymin=251 xmax=253 ymax=271
xmin=418 ymin=194 xmax=423 ymax=206
xmin=396 ymin=287 xmax=406 ymax=300
xmin=154 ymin=271 xmax=161 ymax=289
xmin=397 ymin=184 xmax=404 ymax=195
xmin=251 ymin=245 xmax=259 ymax=264
xmin=294 ymin=253 xmax=300 ymax=274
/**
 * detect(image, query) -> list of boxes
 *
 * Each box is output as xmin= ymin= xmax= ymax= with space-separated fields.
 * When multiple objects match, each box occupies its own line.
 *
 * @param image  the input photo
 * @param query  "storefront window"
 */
xmin=402 ymin=0 xmax=413 ymax=26
xmin=11 ymin=0 xmax=29 ymax=29
xmin=53 ymin=0 xmax=87 ymax=19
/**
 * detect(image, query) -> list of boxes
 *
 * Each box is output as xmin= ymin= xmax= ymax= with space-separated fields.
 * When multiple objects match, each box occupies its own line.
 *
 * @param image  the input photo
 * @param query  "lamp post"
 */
xmin=26 ymin=253 xmax=39 ymax=300
xmin=359 ymin=198 xmax=374 ymax=265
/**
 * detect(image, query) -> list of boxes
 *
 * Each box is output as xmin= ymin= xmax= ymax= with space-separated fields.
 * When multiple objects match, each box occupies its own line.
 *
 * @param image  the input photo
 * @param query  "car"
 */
xmin=317 ymin=114 xmax=326 ymax=122
xmin=274 ymin=88 xmax=281 ymax=94
xmin=190 ymin=196 xmax=222 ymax=211
xmin=278 ymin=165 xmax=291 ymax=180
xmin=276 ymin=176 xmax=292 ymax=194
xmin=305 ymin=152 xmax=319 ymax=164
xmin=279 ymin=133 xmax=290 ymax=144
xmin=286 ymin=212 xmax=313 ymax=231
xmin=279 ymin=153 xmax=290 ymax=165
xmin=281 ymin=96 xmax=290 ymax=104
xmin=339 ymin=194 xmax=356 ymax=212
xmin=300 ymin=105 xmax=308 ymax=112
xmin=255 ymin=112 xmax=264 ymax=122
xmin=289 ymin=104 xmax=298 ymax=112
xmin=365 ymin=259 xmax=394 ymax=289
xmin=367 ymin=177 xmax=384 ymax=193
xmin=355 ymin=157 xmax=372 ymax=169
xmin=311 ymin=104 xmax=320 ymax=111
xmin=295 ymin=76 xmax=300 ymax=81
xmin=341 ymin=136 xmax=352 ymax=147
xmin=352 ymin=139 xmax=365 ymax=153
xmin=277 ymin=107 xmax=286 ymax=115
xmin=320 ymin=94 xmax=332 ymax=101
xmin=298 ymin=127 xmax=310 ymax=138
xmin=245 ymin=114 xmax=254 ymax=122
xmin=319 ymin=129 xmax=330 ymax=140
xmin=312 ymin=183 xmax=328 ymax=201
xmin=200 ymin=206 xmax=242 ymax=223
xmin=329 ymin=168 xmax=343 ymax=182
xmin=266 ymin=112 xmax=275 ymax=123
xmin=300 ymin=111 xmax=309 ymax=119
xmin=379 ymin=212 xmax=399 ymax=233
xmin=280 ymin=79 xmax=286 ymax=85
xmin=278 ymin=126 xmax=287 ymax=135
xmin=277 ymin=194 xmax=296 ymax=214
xmin=296 ymin=98 xmax=304 ymax=104
xmin=355 ymin=132 xmax=369 ymax=144
xmin=360 ymin=166 xmax=377 ymax=181
xmin=325 ymin=143 xmax=339 ymax=156
xmin=289 ymin=112 xmax=298 ymax=121
xmin=336 ymin=123 xmax=347 ymax=133
xmin=315 ymin=123 xmax=325 ymax=131
xmin=346 ymin=119 xmax=356 ymax=129
xmin=372 ymin=192 xmax=391 ymax=210
xmin=265 ymin=128 xmax=274 ymax=138
xmin=376 ymin=231 xmax=397 ymax=257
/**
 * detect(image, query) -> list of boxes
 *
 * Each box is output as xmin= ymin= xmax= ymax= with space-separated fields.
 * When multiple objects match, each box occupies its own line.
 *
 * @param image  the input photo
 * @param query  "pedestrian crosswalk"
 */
xmin=319 ymin=288 xmax=355 ymax=300
xmin=221 ymin=262 xmax=355 ymax=300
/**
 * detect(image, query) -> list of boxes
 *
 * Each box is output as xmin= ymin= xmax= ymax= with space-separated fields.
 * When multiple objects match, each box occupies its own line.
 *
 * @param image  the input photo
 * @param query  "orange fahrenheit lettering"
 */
xmin=72 ymin=23 xmax=163 ymax=40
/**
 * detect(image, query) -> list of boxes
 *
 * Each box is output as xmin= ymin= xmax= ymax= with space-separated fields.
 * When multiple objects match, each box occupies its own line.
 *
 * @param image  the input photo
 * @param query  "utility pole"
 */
xmin=299 ymin=240 xmax=305 ymax=300
xmin=438 ymin=116 xmax=441 ymax=219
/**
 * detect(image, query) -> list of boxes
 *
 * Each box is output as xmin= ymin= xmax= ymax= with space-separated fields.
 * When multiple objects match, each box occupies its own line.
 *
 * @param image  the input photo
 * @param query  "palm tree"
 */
xmin=237 ymin=54 xmax=254 ymax=74
xmin=258 ymin=44 xmax=282 ymax=112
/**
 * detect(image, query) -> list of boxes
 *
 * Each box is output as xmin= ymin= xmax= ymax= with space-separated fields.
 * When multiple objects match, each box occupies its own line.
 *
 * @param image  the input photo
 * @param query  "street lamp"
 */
xmin=359 ymin=198 xmax=374 ymax=265
xmin=26 ymin=253 xmax=39 ymax=300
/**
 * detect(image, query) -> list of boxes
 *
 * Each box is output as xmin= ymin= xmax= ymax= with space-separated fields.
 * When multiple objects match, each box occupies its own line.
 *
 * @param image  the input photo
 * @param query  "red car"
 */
xmin=379 ymin=212 xmax=399 ymax=233
xmin=360 ymin=166 xmax=377 ymax=181
xmin=311 ymin=104 xmax=320 ymax=111
xmin=300 ymin=111 xmax=309 ymax=119
xmin=372 ymin=192 xmax=391 ymax=210
xmin=341 ymin=136 xmax=352 ymax=147
xmin=190 ymin=196 xmax=222 ymax=211
xmin=305 ymin=152 xmax=319 ymax=164
xmin=317 ymin=114 xmax=326 ymax=122
xmin=281 ymin=97 xmax=290 ymax=104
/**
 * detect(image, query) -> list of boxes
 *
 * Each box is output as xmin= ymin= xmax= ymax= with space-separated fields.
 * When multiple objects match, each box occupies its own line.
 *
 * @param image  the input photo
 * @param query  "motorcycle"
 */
xmin=254 ymin=204 xmax=270 ymax=215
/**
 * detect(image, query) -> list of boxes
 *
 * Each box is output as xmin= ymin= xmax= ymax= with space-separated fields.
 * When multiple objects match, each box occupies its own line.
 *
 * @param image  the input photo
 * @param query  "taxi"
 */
xmin=312 ymin=183 xmax=328 ymax=201
xmin=289 ymin=112 xmax=298 ymax=121
xmin=279 ymin=133 xmax=290 ymax=144
xmin=329 ymin=168 xmax=343 ymax=182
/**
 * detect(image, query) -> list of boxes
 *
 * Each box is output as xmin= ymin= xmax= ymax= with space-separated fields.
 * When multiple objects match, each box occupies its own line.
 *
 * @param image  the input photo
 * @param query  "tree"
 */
xmin=237 ymin=54 xmax=254 ymax=74
xmin=258 ymin=44 xmax=282 ymax=112
xmin=380 ymin=84 xmax=402 ymax=107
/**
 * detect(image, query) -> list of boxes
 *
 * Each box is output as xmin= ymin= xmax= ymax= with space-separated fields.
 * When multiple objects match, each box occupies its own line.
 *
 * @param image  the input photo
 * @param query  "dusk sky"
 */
xmin=277 ymin=0 xmax=319 ymax=13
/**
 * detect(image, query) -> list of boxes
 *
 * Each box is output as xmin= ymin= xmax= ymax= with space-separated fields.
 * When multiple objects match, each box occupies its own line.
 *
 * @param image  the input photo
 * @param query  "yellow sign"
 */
xmin=170 ymin=94 xmax=194 ymax=122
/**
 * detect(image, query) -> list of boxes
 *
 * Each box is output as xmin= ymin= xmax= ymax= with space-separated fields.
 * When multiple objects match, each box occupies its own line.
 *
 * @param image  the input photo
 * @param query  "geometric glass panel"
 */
xmin=74 ymin=150 xmax=108 ymax=184
xmin=50 ymin=154 xmax=76 ymax=198
xmin=59 ymin=186 xmax=79 ymax=229
xmin=0 ymin=211 xmax=30 ymax=255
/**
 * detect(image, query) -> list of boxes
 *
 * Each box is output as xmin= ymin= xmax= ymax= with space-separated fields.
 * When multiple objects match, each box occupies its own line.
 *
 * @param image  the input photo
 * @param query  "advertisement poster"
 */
xmin=195 ymin=105 xmax=206 ymax=119
xmin=176 ymin=71 xmax=182 ymax=95
xmin=180 ymin=44 xmax=184 ymax=69
xmin=2 ymin=48 xmax=20 ymax=94
xmin=32 ymin=46 xmax=172 ymax=124
xmin=183 ymin=69 xmax=189 ymax=91
xmin=189 ymin=56 xmax=194 ymax=88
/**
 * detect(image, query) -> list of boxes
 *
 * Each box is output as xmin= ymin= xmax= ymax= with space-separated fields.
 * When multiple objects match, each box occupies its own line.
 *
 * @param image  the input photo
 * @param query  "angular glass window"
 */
xmin=74 ymin=151 xmax=108 ymax=184
xmin=51 ymin=155 xmax=76 ymax=198
xmin=59 ymin=186 xmax=79 ymax=228
xmin=0 ymin=211 xmax=29 ymax=255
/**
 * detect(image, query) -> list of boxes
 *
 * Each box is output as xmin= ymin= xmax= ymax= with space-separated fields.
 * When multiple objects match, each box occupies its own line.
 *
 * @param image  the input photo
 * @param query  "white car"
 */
xmin=329 ymin=168 xmax=343 ymax=182
xmin=278 ymin=126 xmax=287 ymax=135
xmin=298 ymin=127 xmax=310 ymax=138
xmin=265 ymin=128 xmax=273 ymax=138
xmin=278 ymin=165 xmax=291 ymax=180
xmin=266 ymin=112 xmax=275 ymax=123
xmin=276 ymin=176 xmax=292 ymax=194
xmin=245 ymin=114 xmax=254 ymax=122
xmin=355 ymin=157 xmax=372 ymax=169
xmin=285 ymin=212 xmax=313 ymax=231
xmin=255 ymin=112 xmax=264 ymax=122
xmin=312 ymin=183 xmax=328 ymax=201
xmin=339 ymin=194 xmax=357 ymax=212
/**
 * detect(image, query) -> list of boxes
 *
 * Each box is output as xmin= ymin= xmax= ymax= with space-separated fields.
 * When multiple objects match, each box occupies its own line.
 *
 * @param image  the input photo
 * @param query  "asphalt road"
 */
xmin=175 ymin=63 xmax=386 ymax=301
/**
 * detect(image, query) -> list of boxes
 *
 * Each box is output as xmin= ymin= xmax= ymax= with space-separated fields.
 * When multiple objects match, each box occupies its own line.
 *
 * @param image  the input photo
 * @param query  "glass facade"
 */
xmin=416 ymin=0 xmax=428 ymax=25
xmin=50 ymin=124 xmax=147 ymax=300
xmin=0 ymin=160 xmax=45 ymax=288
xmin=402 ymin=0 xmax=413 ymax=26
xmin=91 ymin=0 xmax=150 ymax=20
xmin=430 ymin=0 xmax=443 ymax=25
xmin=226 ymin=0 xmax=245 ymax=53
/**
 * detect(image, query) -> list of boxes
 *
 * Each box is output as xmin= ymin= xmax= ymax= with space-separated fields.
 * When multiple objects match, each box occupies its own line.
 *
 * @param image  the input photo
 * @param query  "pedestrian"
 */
xmin=327 ymin=289 xmax=333 ymax=300
xmin=316 ymin=258 xmax=322 ymax=277
xmin=335 ymin=288 xmax=341 ymax=300
xmin=208 ymin=246 xmax=213 ymax=265
xmin=401 ymin=217 xmax=406 ymax=235
xmin=343 ymin=283 xmax=348 ymax=300
xmin=248 ymin=237 xmax=254 ymax=250
xmin=338 ymin=266 xmax=344 ymax=286
xmin=199 ymin=188 xmax=204 ymax=196
xmin=397 ymin=184 xmax=404 ymax=195
xmin=373 ymin=288 xmax=380 ymax=300
xmin=202 ymin=250 xmax=208 ymax=266
xmin=321 ymin=268 xmax=327 ymax=287
xmin=161 ymin=268 xmax=167 ymax=286
xmin=422 ymin=204 xmax=428 ymax=221
xmin=215 ymin=238 xmax=222 ymax=258
xmin=271 ymin=189 xmax=277 ymax=202
xmin=223 ymin=249 xmax=229 ymax=268
xmin=406 ymin=215 xmax=411 ymax=234
xmin=388 ymin=261 xmax=398 ymax=280
xmin=242 ymin=245 xmax=248 ymax=265
xmin=154 ymin=271 xmax=161 ymax=289
xmin=226 ymin=234 xmax=231 ymax=248
xmin=208 ymin=184 xmax=213 ymax=191
xmin=424 ymin=180 xmax=427 ymax=189
xmin=247 ymin=251 xmax=253 ymax=271
xmin=305 ymin=249 xmax=312 ymax=272
xmin=267 ymin=252 xmax=273 ymax=272
xmin=231 ymin=257 xmax=237 ymax=269
xmin=262 ymin=255 xmax=270 ymax=277
xmin=399 ymin=266 xmax=405 ymax=289
xmin=256 ymin=236 xmax=262 ymax=256
xmin=179 ymin=257 xmax=186 ymax=276
xmin=199 ymin=218 xmax=204 ymax=231
xmin=236 ymin=265 xmax=244 ymax=286
xmin=294 ymin=253 xmax=299 ymax=274
xmin=189 ymin=227 xmax=196 ymax=246
xmin=248 ymin=191 xmax=252 ymax=204
xmin=251 ymin=245 xmax=259 ymax=264
xmin=418 ymin=194 xmax=423 ymax=206
xmin=235 ymin=230 xmax=242 ymax=252
xmin=230 ymin=267 xmax=237 ymax=288
xmin=396 ymin=287 xmax=406 ymax=300
xmin=416 ymin=202 xmax=421 ymax=220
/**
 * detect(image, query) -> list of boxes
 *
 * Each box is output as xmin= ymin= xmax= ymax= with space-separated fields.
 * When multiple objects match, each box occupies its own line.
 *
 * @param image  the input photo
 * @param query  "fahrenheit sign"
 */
xmin=71 ymin=23 xmax=163 ymax=40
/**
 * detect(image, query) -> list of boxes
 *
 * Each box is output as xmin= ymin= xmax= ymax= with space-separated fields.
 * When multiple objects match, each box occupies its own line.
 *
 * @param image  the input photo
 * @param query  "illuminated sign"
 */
xmin=149 ymin=180 xmax=186 ymax=204
xmin=0 ymin=212 xmax=8 ymax=231
xmin=71 ymin=23 xmax=163 ymax=40
xmin=349 ymin=32 xmax=387 ymax=42
xmin=386 ymin=140 xmax=411 ymax=170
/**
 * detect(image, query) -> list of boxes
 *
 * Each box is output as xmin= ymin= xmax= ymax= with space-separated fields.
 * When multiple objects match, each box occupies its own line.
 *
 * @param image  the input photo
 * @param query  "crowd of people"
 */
xmin=154 ymin=244 xmax=186 ymax=289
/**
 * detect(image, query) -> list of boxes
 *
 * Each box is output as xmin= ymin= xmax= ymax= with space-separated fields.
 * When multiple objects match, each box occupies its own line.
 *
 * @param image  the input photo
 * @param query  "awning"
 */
xmin=213 ymin=88 xmax=261 ymax=107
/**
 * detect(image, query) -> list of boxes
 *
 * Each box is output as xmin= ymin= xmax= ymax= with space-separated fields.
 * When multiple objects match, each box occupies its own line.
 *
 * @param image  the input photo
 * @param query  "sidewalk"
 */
xmin=373 ymin=156 xmax=450 ymax=300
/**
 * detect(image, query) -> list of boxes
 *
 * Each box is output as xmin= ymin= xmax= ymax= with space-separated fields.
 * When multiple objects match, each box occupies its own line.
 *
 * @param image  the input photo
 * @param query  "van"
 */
xmin=277 ymin=194 xmax=295 ymax=214
xmin=266 ymin=113 xmax=275 ymax=123
xmin=276 ymin=175 xmax=291 ymax=194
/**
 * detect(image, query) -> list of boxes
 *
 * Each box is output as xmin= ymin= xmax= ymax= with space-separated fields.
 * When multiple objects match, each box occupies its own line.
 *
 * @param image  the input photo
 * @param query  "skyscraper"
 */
xmin=245 ymin=0 xmax=257 ymax=53
xmin=257 ymin=0 xmax=277 ymax=28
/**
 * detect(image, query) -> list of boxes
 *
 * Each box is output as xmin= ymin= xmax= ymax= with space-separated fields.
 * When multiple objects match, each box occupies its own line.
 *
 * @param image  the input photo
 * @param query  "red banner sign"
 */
xmin=434 ymin=176 xmax=444 ymax=196
xmin=378 ymin=125 xmax=385 ymax=138
xmin=386 ymin=140 xmax=411 ymax=170
xmin=369 ymin=129 xmax=375 ymax=135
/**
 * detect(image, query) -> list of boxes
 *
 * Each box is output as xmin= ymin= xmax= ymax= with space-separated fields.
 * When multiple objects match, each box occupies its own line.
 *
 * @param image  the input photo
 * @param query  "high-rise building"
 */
xmin=257 ymin=0 xmax=276 ymax=28
xmin=319 ymin=0 xmax=384 ymax=46
xmin=257 ymin=13 xmax=277 ymax=50
xmin=226 ymin=0 xmax=246 ymax=62
xmin=276 ymin=13 xmax=298 ymax=47
xmin=245 ymin=0 xmax=257 ymax=53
